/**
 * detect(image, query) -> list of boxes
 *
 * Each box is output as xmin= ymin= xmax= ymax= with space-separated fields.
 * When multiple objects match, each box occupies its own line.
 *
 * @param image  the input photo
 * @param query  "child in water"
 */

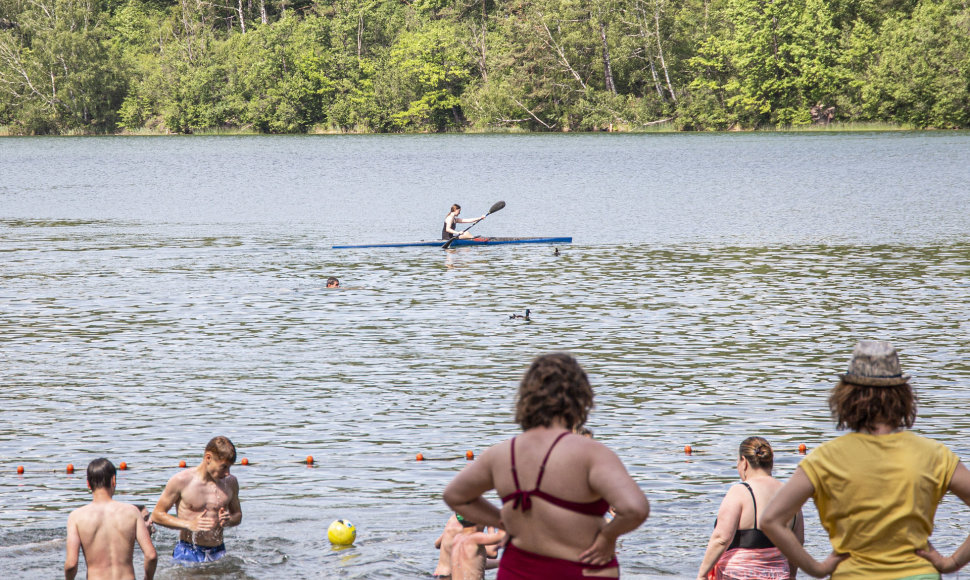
xmin=433 ymin=514 xmax=504 ymax=579
xmin=449 ymin=515 xmax=505 ymax=580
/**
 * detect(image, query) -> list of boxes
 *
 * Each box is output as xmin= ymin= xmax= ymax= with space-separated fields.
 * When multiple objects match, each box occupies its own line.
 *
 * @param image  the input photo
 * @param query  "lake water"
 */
xmin=1 ymin=133 xmax=969 ymax=579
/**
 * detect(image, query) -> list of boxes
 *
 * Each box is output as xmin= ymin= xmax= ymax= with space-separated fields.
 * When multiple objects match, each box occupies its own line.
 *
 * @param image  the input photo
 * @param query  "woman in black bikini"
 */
xmin=697 ymin=437 xmax=803 ymax=580
xmin=442 ymin=353 xmax=649 ymax=579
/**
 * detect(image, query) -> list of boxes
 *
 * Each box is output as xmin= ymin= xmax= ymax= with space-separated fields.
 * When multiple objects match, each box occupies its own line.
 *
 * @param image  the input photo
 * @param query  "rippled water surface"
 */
xmin=2 ymin=133 xmax=969 ymax=579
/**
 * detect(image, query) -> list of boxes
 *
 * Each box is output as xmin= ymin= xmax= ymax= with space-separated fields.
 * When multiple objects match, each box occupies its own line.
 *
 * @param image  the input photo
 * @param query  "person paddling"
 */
xmin=442 ymin=204 xmax=485 ymax=240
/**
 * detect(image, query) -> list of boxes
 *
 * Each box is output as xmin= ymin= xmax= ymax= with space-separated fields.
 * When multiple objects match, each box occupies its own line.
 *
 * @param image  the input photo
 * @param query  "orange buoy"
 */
xmin=17 ymin=465 xmax=24 ymax=474
xmin=119 ymin=462 xmax=128 ymax=470
xmin=798 ymin=443 xmax=807 ymax=454
xmin=416 ymin=453 xmax=424 ymax=461
xmin=306 ymin=456 xmax=314 ymax=465
xmin=241 ymin=458 xmax=249 ymax=466
xmin=66 ymin=464 xmax=75 ymax=474
xmin=465 ymin=450 xmax=474 ymax=460
xmin=684 ymin=445 xmax=693 ymax=455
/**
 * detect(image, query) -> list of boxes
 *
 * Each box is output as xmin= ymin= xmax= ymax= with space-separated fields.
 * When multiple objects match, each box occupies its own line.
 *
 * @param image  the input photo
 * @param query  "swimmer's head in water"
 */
xmin=326 ymin=277 xmax=339 ymax=288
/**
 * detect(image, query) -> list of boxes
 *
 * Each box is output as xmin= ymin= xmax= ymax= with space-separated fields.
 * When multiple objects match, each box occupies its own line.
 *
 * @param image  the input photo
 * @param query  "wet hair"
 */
xmin=87 ymin=458 xmax=116 ymax=491
xmin=204 ymin=436 xmax=237 ymax=464
xmin=574 ymin=426 xmax=594 ymax=438
xmin=515 ymin=353 xmax=594 ymax=431
xmin=829 ymin=380 xmax=916 ymax=432
xmin=326 ymin=277 xmax=339 ymax=287
xmin=739 ymin=437 xmax=773 ymax=471
xmin=450 ymin=204 xmax=461 ymax=213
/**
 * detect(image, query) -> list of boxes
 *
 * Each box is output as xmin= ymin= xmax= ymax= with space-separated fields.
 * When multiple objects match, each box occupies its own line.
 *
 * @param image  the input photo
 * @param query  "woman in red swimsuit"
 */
xmin=443 ymin=353 xmax=650 ymax=579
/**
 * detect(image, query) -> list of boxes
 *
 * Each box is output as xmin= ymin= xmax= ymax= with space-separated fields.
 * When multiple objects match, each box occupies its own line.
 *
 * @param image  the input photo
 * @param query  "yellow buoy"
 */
xmin=327 ymin=519 xmax=356 ymax=546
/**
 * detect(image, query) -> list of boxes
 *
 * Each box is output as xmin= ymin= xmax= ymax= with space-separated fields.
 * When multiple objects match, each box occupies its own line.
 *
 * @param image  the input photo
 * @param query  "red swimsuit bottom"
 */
xmin=497 ymin=543 xmax=619 ymax=579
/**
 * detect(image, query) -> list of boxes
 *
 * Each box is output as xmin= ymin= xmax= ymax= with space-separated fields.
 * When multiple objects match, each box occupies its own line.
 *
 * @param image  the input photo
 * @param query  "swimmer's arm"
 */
xmin=474 ymin=529 xmax=506 ymax=546
xmin=443 ymin=447 xmax=502 ymax=528
xmin=134 ymin=510 xmax=158 ymax=580
xmin=917 ymin=462 xmax=970 ymax=573
xmin=223 ymin=477 xmax=242 ymax=528
xmin=762 ymin=467 xmax=846 ymax=578
xmin=64 ymin=513 xmax=80 ymax=580
xmin=696 ymin=486 xmax=743 ymax=580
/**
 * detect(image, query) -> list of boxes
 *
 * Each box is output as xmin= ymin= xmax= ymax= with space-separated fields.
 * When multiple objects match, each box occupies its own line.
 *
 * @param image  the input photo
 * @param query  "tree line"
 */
xmin=0 ymin=0 xmax=967 ymax=134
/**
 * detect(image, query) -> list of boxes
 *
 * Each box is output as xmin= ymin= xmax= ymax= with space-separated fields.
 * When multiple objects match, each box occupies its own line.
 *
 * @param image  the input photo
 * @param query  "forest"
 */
xmin=0 ymin=0 xmax=968 ymax=133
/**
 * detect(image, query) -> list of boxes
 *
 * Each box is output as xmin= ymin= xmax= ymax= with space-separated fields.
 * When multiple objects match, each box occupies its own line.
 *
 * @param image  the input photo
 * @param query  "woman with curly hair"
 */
xmin=443 ymin=353 xmax=649 ymax=579
xmin=762 ymin=340 xmax=970 ymax=579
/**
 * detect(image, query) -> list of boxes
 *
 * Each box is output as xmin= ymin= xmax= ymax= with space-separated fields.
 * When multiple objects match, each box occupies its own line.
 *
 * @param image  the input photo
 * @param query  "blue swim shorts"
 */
xmin=173 ymin=540 xmax=227 ymax=563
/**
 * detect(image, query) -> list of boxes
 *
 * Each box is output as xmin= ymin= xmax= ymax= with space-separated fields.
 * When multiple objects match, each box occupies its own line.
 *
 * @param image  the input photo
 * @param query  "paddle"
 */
xmin=442 ymin=201 xmax=506 ymax=249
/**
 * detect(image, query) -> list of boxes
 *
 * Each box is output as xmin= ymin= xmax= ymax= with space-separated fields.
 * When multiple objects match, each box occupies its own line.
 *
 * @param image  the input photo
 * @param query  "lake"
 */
xmin=1 ymin=132 xmax=969 ymax=579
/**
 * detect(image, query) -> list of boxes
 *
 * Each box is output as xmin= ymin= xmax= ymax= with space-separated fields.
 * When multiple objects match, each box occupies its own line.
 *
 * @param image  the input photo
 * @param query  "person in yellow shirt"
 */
xmin=761 ymin=340 xmax=970 ymax=579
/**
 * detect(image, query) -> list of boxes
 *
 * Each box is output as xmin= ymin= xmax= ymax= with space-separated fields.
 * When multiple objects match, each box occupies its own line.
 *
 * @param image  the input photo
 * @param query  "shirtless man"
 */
xmin=65 ymin=458 xmax=157 ymax=580
xmin=433 ymin=514 xmax=463 ymax=577
xmin=449 ymin=515 xmax=505 ymax=580
xmin=152 ymin=436 xmax=242 ymax=563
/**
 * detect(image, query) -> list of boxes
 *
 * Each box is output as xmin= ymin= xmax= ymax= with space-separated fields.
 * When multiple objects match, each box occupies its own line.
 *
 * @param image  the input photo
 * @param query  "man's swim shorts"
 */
xmin=173 ymin=540 xmax=227 ymax=563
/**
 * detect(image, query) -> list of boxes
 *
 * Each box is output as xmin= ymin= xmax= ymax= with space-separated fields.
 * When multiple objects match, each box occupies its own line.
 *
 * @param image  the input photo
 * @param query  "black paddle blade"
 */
xmin=489 ymin=201 xmax=506 ymax=214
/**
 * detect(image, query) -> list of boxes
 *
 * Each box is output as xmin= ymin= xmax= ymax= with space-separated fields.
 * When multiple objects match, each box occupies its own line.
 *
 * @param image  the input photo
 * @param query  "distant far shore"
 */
xmin=2 ymin=121 xmax=958 ymax=137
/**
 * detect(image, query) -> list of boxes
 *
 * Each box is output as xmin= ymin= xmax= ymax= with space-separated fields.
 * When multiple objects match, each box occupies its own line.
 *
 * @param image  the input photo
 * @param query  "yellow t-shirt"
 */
xmin=800 ymin=431 xmax=959 ymax=580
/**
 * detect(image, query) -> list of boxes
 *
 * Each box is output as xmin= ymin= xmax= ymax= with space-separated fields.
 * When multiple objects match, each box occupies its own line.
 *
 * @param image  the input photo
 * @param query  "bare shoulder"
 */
xmin=111 ymin=501 xmax=141 ymax=516
xmin=168 ymin=467 xmax=196 ymax=486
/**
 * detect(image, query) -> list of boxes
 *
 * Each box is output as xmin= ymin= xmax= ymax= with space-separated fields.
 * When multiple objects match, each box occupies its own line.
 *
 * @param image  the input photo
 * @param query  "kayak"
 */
xmin=332 ymin=236 xmax=572 ymax=249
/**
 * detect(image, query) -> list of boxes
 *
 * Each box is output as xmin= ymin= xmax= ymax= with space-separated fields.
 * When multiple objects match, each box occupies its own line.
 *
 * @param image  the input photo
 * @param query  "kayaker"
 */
xmin=761 ymin=340 xmax=970 ymax=579
xmin=443 ymin=352 xmax=649 ymax=579
xmin=442 ymin=204 xmax=485 ymax=240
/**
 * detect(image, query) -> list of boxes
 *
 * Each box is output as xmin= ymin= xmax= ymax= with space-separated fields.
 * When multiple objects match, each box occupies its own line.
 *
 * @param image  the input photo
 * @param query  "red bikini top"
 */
xmin=500 ymin=431 xmax=611 ymax=517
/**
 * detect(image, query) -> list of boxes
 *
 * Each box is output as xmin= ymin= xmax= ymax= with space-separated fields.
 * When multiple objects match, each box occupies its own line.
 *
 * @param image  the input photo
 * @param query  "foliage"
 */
xmin=0 ymin=0 xmax=967 ymax=133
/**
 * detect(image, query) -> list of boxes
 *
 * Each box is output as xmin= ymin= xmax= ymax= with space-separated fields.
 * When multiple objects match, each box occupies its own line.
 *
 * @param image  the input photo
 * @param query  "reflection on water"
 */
xmin=2 ymin=134 xmax=970 ymax=578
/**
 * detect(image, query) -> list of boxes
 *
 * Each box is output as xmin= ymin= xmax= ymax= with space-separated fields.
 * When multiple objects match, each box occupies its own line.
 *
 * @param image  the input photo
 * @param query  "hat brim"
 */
xmin=840 ymin=373 xmax=911 ymax=387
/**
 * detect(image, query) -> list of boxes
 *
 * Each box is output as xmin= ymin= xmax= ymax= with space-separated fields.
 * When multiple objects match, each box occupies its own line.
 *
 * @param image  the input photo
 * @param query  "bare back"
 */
xmin=450 ymin=532 xmax=488 ymax=580
xmin=68 ymin=501 xmax=141 ymax=580
xmin=736 ymin=477 xmax=784 ymax=530
xmin=490 ymin=430 xmax=621 ymax=560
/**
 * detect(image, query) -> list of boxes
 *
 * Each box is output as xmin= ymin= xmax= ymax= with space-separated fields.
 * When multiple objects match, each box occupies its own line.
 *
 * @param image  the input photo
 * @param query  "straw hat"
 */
xmin=840 ymin=340 xmax=911 ymax=387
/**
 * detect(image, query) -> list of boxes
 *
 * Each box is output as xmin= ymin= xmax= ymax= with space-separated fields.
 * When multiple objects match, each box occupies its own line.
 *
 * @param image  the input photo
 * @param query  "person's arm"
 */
xmin=218 ymin=476 xmax=242 ymax=528
xmin=696 ymin=486 xmax=743 ymax=580
xmin=917 ymin=462 xmax=970 ymax=572
xmin=134 ymin=511 xmax=157 ymax=580
xmin=579 ymin=444 xmax=650 ymax=566
xmin=151 ymin=476 xmax=214 ymax=533
xmin=64 ymin=513 xmax=80 ymax=580
xmin=762 ymin=467 xmax=847 ymax=578
xmin=443 ymin=446 xmax=503 ymax=528
xmin=790 ymin=508 xmax=805 ymax=580
xmin=474 ymin=528 xmax=506 ymax=546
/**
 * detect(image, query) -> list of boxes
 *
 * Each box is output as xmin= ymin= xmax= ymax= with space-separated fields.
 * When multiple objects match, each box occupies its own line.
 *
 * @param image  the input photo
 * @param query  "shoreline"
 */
xmin=3 ymin=121 xmax=961 ymax=137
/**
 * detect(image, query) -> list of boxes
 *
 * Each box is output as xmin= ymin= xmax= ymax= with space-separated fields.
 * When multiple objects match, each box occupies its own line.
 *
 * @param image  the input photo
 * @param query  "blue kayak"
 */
xmin=332 ymin=236 xmax=572 ymax=249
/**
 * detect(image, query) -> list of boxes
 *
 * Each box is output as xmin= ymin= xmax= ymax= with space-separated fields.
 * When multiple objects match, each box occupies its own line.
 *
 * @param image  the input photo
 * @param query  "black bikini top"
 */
xmin=715 ymin=481 xmax=796 ymax=550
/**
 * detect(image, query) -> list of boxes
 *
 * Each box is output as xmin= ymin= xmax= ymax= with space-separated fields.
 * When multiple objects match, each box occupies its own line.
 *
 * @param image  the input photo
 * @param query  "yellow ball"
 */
xmin=327 ymin=519 xmax=356 ymax=545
